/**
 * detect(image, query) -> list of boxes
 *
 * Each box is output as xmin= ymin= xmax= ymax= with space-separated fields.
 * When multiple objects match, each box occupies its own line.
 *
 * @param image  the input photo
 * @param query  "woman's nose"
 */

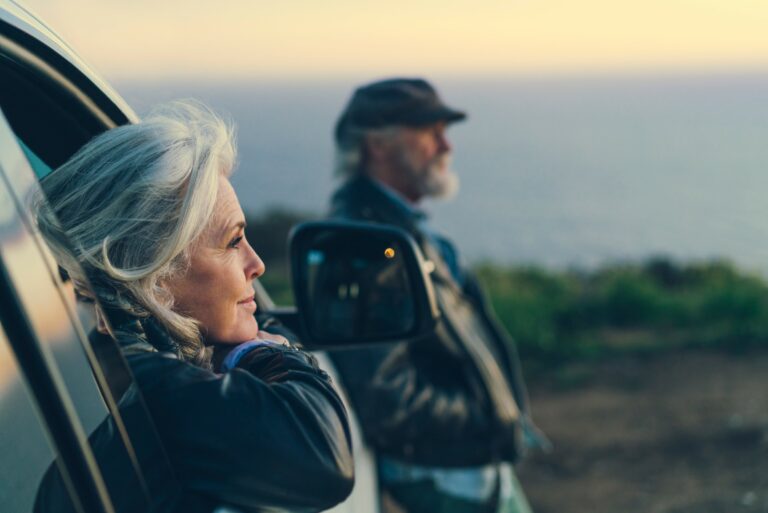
xmin=244 ymin=239 xmax=266 ymax=280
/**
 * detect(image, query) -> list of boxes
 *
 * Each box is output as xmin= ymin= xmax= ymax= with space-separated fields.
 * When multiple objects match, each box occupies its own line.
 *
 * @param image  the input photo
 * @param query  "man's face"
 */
xmin=389 ymin=122 xmax=459 ymax=202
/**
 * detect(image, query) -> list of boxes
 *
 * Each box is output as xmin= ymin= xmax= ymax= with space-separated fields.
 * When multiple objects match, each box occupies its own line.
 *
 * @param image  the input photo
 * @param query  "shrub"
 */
xmin=476 ymin=258 xmax=768 ymax=364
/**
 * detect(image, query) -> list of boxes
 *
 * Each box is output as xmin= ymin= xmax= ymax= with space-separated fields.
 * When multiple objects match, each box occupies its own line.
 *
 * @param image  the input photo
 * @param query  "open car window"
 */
xmin=0 ymin=106 xmax=179 ymax=512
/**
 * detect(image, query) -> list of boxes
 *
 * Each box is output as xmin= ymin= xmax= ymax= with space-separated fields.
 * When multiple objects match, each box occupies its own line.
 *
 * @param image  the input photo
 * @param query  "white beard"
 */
xmin=419 ymin=154 xmax=460 ymax=200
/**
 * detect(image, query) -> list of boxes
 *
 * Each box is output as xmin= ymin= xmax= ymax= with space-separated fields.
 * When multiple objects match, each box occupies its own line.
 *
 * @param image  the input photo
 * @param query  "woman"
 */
xmin=34 ymin=101 xmax=354 ymax=512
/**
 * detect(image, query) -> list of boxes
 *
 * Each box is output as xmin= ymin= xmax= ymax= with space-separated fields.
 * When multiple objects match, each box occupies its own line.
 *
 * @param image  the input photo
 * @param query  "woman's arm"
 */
xmin=128 ymin=346 xmax=354 ymax=512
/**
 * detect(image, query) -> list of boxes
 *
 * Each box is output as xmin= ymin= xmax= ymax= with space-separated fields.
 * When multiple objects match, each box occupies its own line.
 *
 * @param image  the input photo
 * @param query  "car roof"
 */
xmin=0 ymin=0 xmax=138 ymax=123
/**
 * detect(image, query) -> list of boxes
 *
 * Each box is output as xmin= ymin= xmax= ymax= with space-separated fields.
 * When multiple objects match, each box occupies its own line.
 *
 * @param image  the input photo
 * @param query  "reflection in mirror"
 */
xmin=295 ymin=226 xmax=424 ymax=344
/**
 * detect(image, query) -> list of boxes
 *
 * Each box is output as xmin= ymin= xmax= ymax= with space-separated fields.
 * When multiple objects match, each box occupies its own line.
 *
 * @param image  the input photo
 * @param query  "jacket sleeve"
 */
xmin=128 ymin=345 xmax=354 ymax=513
xmin=461 ymin=270 xmax=531 ymax=415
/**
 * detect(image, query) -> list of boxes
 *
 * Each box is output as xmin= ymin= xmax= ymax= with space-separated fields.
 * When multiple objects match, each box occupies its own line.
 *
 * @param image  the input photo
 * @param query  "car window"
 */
xmin=0 ymin=109 xmax=180 ymax=512
xmin=17 ymin=137 xmax=53 ymax=179
xmin=0 ymin=37 xmax=114 ymax=170
xmin=0 ymin=115 xmax=109 ymax=434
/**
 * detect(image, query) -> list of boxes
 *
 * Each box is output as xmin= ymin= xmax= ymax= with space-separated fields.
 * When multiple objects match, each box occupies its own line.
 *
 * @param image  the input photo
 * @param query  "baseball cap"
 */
xmin=335 ymin=78 xmax=466 ymax=144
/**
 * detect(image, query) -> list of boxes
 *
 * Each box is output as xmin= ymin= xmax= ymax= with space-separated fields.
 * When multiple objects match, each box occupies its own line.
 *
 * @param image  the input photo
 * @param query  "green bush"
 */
xmin=476 ymin=258 xmax=768 ymax=364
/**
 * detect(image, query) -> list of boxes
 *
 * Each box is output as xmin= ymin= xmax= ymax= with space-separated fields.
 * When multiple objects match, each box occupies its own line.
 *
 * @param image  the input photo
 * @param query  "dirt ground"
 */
xmin=516 ymin=349 xmax=768 ymax=513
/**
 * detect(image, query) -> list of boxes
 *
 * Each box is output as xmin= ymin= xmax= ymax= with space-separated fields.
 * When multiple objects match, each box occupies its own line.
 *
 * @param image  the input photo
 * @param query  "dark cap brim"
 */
xmin=409 ymin=106 xmax=467 ymax=126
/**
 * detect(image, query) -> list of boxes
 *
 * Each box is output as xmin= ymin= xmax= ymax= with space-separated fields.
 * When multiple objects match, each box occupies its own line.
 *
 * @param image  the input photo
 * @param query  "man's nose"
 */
xmin=436 ymin=131 xmax=452 ymax=153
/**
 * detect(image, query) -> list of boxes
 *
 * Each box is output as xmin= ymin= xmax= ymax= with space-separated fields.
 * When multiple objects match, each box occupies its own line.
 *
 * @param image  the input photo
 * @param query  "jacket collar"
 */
xmin=331 ymin=174 xmax=427 ymax=233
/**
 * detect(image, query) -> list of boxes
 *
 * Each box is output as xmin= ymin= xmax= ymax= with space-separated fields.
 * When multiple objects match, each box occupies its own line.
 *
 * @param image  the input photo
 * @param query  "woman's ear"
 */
xmin=69 ymin=280 xmax=114 ymax=337
xmin=95 ymin=304 xmax=113 ymax=336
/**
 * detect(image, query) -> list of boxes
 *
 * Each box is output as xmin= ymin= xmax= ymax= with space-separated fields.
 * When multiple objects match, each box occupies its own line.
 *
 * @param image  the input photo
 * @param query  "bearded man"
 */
xmin=327 ymin=78 xmax=545 ymax=513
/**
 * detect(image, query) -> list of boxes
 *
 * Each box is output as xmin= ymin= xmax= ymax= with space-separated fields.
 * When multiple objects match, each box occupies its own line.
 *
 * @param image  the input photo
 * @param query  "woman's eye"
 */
xmin=228 ymin=236 xmax=243 ymax=249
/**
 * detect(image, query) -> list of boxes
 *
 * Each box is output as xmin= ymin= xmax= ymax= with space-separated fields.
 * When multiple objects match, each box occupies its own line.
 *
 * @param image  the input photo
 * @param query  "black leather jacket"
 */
xmin=35 ymin=320 xmax=354 ymax=513
xmin=328 ymin=175 xmax=534 ymax=467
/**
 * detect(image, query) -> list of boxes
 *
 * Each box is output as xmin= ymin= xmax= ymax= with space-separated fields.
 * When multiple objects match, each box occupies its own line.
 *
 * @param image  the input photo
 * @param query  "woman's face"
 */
xmin=167 ymin=178 xmax=264 ymax=344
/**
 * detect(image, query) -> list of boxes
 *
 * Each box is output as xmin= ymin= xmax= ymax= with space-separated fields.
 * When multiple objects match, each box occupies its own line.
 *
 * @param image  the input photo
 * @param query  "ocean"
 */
xmin=116 ymin=73 xmax=768 ymax=272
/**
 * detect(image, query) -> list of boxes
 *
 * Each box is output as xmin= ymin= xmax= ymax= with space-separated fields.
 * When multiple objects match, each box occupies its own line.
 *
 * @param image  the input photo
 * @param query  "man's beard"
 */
xmin=400 ymin=152 xmax=459 ymax=201
xmin=419 ymin=153 xmax=460 ymax=200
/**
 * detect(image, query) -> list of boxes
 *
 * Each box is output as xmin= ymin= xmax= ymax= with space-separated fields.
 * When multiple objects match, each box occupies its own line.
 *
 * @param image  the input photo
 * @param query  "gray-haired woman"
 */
xmin=34 ymin=101 xmax=354 ymax=512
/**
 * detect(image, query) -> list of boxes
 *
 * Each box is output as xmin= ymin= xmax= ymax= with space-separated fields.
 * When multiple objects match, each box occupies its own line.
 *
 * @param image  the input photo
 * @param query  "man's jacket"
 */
xmin=327 ymin=174 xmax=533 ymax=467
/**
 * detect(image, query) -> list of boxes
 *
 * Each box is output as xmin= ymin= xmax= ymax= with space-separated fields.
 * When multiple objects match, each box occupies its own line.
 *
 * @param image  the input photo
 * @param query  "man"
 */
xmin=327 ymin=78 xmax=546 ymax=513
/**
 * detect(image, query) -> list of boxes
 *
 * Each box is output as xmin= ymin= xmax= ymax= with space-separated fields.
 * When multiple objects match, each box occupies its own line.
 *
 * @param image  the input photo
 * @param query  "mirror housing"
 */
xmin=284 ymin=221 xmax=439 ymax=349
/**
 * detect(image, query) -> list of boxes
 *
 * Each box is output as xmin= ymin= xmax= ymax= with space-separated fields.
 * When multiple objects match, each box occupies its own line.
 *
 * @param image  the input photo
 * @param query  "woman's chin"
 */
xmin=209 ymin=318 xmax=259 ymax=345
xmin=233 ymin=314 xmax=259 ymax=340
xmin=239 ymin=318 xmax=260 ymax=342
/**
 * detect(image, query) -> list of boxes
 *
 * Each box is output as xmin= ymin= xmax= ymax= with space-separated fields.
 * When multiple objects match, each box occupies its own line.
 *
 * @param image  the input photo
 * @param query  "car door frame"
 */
xmin=0 ymin=109 xmax=117 ymax=513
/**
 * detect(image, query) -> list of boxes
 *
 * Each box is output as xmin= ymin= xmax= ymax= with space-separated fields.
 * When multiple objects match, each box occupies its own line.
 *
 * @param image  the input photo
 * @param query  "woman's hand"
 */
xmin=254 ymin=330 xmax=290 ymax=347
xmin=212 ymin=330 xmax=290 ymax=371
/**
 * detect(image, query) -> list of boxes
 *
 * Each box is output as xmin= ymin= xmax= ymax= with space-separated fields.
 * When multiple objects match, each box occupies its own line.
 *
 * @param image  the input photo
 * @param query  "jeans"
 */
xmin=381 ymin=463 xmax=533 ymax=513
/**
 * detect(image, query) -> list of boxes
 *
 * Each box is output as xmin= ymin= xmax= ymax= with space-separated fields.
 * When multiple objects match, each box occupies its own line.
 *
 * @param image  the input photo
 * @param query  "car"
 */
xmin=0 ymin=1 xmax=438 ymax=511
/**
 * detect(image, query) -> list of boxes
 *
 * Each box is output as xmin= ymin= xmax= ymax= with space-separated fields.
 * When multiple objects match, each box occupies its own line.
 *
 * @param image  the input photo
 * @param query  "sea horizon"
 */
xmin=114 ymin=71 xmax=768 ymax=273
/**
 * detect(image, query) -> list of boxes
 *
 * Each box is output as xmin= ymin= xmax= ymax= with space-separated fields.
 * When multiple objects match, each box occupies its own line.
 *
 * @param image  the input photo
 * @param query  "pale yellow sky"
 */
xmin=21 ymin=0 xmax=768 ymax=80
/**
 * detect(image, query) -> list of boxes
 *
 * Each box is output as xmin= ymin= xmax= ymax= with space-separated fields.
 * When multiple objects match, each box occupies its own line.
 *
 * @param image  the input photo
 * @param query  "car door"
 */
xmin=253 ymin=288 xmax=380 ymax=513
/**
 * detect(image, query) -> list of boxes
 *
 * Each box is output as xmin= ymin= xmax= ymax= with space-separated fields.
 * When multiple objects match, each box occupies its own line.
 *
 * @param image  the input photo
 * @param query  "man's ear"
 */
xmin=364 ymin=132 xmax=391 ymax=163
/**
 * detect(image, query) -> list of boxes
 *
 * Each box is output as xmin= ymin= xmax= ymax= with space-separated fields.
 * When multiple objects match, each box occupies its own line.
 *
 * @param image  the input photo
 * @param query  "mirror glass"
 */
xmin=299 ymin=230 xmax=416 ymax=341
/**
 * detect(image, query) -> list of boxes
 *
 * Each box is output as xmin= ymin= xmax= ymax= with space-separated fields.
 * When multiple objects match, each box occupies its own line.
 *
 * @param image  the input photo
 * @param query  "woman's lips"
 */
xmin=238 ymin=295 xmax=256 ymax=311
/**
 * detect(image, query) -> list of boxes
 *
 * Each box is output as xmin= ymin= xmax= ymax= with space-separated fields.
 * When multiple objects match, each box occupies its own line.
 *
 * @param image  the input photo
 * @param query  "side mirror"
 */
xmin=283 ymin=221 xmax=439 ymax=349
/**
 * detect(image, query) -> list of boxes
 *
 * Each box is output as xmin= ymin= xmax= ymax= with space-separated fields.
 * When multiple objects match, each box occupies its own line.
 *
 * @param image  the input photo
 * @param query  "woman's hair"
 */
xmin=35 ymin=100 xmax=236 ymax=366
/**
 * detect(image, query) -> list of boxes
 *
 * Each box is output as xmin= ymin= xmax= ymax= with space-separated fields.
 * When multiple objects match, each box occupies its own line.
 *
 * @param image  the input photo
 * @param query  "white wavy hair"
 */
xmin=35 ymin=100 xmax=236 ymax=366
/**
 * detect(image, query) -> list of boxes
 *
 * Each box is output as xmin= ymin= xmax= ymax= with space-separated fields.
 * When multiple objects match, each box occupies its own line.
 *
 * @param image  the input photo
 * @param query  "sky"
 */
xmin=19 ymin=0 xmax=768 ymax=81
